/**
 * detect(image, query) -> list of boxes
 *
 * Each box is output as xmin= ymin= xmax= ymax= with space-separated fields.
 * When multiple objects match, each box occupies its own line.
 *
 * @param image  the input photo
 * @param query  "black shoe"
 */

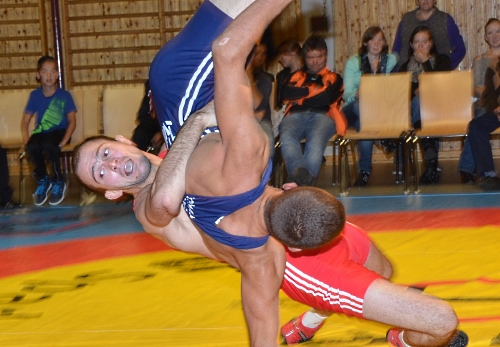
xmin=1 ymin=200 xmax=20 ymax=210
xmin=356 ymin=170 xmax=370 ymax=187
xmin=419 ymin=167 xmax=440 ymax=184
xmin=291 ymin=167 xmax=316 ymax=186
xmin=380 ymin=140 xmax=398 ymax=155
xmin=459 ymin=171 xmax=475 ymax=184
xmin=447 ymin=330 xmax=468 ymax=347
xmin=477 ymin=176 xmax=500 ymax=191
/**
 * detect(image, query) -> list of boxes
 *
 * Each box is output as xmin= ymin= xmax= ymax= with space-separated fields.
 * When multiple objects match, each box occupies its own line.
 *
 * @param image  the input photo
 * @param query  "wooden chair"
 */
xmin=336 ymin=73 xmax=412 ymax=196
xmin=102 ymin=85 xmax=144 ymax=139
xmin=410 ymin=70 xmax=473 ymax=193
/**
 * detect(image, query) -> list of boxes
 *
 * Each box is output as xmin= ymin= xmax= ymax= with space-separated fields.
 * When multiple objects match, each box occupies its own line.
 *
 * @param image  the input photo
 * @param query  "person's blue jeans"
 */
xmin=411 ymin=95 xmax=421 ymax=126
xmin=412 ymin=95 xmax=439 ymax=167
xmin=458 ymin=105 xmax=487 ymax=175
xmin=279 ymin=111 xmax=336 ymax=178
xmin=342 ymin=100 xmax=373 ymax=173
xmin=468 ymin=110 xmax=500 ymax=177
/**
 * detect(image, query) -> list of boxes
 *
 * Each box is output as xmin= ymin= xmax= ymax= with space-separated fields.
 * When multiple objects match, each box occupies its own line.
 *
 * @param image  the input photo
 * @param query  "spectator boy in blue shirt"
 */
xmin=21 ymin=56 xmax=77 ymax=206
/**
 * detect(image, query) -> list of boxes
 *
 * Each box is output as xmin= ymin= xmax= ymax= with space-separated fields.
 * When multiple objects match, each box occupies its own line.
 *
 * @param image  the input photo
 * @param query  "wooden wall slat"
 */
xmin=0 ymin=0 xmax=53 ymax=90
xmin=4 ymin=0 xmax=496 ymax=90
xmin=333 ymin=0 xmax=500 ymax=75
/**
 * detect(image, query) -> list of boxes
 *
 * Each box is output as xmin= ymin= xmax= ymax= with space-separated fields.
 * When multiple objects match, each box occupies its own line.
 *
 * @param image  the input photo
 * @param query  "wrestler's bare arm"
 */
xmin=236 ymin=240 xmax=286 ymax=347
xmin=212 ymin=0 xmax=291 ymax=192
xmin=137 ymin=102 xmax=215 ymax=228
xmin=209 ymin=1 xmax=292 ymax=345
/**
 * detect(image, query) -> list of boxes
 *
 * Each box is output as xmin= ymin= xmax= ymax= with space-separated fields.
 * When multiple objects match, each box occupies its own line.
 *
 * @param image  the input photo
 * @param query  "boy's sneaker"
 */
xmin=387 ymin=328 xmax=468 ymax=347
xmin=49 ymin=180 xmax=67 ymax=205
xmin=280 ymin=313 xmax=324 ymax=345
xmin=32 ymin=177 xmax=52 ymax=206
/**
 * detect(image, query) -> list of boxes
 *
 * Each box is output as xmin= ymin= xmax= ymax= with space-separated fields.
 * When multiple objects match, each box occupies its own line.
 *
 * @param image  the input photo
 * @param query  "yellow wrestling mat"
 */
xmin=0 ymin=225 xmax=499 ymax=346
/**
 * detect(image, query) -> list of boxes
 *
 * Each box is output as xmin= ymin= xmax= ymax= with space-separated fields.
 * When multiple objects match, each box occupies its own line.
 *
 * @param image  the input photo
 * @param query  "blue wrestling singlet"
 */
xmin=182 ymin=160 xmax=273 ymax=250
xmin=149 ymin=0 xmax=232 ymax=148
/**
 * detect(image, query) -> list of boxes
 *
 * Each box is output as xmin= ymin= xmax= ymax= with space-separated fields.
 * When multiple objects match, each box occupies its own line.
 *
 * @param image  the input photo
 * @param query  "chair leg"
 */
xmin=411 ymin=135 xmax=420 ymax=194
xmin=395 ymin=139 xmax=401 ymax=184
xmin=18 ymin=151 xmax=26 ymax=206
xmin=331 ymin=139 xmax=337 ymax=186
xmin=273 ymin=141 xmax=285 ymax=188
xmin=349 ymin=141 xmax=358 ymax=185
xmin=403 ymin=134 xmax=412 ymax=194
xmin=339 ymin=138 xmax=351 ymax=196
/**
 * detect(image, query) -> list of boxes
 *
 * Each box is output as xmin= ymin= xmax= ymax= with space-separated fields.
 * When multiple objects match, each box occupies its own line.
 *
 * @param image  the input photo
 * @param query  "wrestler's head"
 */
xmin=264 ymin=186 xmax=345 ymax=249
xmin=72 ymin=136 xmax=156 ymax=199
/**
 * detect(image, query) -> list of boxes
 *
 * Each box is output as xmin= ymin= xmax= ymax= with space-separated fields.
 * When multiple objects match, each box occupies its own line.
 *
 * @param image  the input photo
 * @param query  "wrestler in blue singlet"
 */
xmin=182 ymin=160 xmax=273 ymax=250
xmin=149 ymin=0 xmax=231 ymax=148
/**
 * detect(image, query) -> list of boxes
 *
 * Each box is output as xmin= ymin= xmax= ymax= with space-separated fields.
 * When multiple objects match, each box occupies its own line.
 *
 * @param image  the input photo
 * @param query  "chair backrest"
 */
xmin=102 ymin=85 xmax=144 ymax=139
xmin=0 ymin=90 xmax=33 ymax=148
xmin=353 ymin=72 xmax=411 ymax=139
xmin=418 ymin=70 xmax=473 ymax=137
xmin=70 ymin=88 xmax=101 ymax=145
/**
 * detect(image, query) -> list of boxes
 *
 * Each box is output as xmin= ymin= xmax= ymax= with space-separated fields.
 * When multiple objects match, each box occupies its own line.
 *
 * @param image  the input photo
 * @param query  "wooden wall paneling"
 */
xmin=332 ymin=0 xmax=500 ymax=75
xmin=0 ymin=0 xmax=49 ymax=89
xmin=38 ymin=0 xmax=48 ymax=55
xmin=158 ymin=0 xmax=166 ymax=44
xmin=63 ymin=0 xmax=161 ymax=87
xmin=160 ymin=0 xmax=199 ymax=45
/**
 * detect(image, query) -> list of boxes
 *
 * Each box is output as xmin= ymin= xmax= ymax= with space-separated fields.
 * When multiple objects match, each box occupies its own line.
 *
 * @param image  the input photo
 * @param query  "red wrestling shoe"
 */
xmin=387 ymin=328 xmax=469 ymax=347
xmin=280 ymin=313 xmax=324 ymax=345
xmin=386 ymin=328 xmax=405 ymax=347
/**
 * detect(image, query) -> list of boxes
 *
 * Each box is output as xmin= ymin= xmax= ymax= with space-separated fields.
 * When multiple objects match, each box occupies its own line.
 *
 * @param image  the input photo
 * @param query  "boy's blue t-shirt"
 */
xmin=24 ymin=87 xmax=77 ymax=134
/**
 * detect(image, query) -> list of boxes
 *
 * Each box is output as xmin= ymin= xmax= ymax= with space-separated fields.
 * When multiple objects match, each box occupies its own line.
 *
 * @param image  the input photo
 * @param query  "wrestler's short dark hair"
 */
xmin=72 ymin=135 xmax=116 ymax=193
xmin=264 ymin=187 xmax=345 ymax=249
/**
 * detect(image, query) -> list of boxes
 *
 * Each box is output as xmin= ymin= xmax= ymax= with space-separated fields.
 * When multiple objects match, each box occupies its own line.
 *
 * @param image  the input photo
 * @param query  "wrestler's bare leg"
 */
xmin=209 ymin=0 xmax=255 ymax=19
xmin=363 ymin=279 xmax=457 ymax=346
xmin=364 ymin=241 xmax=393 ymax=279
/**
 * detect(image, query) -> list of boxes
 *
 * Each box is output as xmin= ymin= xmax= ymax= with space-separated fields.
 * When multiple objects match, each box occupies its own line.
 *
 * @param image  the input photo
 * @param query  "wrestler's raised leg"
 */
xmin=209 ymin=0 xmax=256 ymax=19
xmin=363 ymin=279 xmax=458 ymax=346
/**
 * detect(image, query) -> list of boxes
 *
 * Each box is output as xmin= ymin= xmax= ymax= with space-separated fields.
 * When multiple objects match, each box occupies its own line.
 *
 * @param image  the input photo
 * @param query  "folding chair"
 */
xmin=337 ymin=73 xmax=412 ymax=196
xmin=410 ymin=71 xmax=473 ymax=193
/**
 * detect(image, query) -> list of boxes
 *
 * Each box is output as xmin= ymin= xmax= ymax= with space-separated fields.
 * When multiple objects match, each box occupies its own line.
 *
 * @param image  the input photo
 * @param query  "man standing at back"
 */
xmin=279 ymin=36 xmax=345 ymax=186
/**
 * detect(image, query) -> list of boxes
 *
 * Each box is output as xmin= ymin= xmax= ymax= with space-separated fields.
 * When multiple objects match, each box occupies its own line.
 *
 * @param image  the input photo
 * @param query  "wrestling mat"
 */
xmin=0 ymin=203 xmax=499 ymax=347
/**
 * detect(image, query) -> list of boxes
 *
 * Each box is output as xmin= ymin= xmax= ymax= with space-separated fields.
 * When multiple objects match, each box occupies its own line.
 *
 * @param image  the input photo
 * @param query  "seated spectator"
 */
xmin=399 ymin=26 xmax=451 ymax=184
xmin=458 ymin=18 xmax=500 ymax=184
xmin=21 ymin=56 xmax=77 ymax=206
xmin=342 ymin=26 xmax=397 ymax=186
xmin=0 ymin=145 xmax=20 ymax=209
xmin=275 ymin=39 xmax=303 ymax=110
xmin=467 ymin=55 xmax=500 ymax=191
xmin=278 ymin=35 xmax=345 ymax=186
xmin=247 ymin=42 xmax=275 ymax=158
xmin=392 ymin=0 xmax=465 ymax=71
xmin=131 ymin=79 xmax=163 ymax=153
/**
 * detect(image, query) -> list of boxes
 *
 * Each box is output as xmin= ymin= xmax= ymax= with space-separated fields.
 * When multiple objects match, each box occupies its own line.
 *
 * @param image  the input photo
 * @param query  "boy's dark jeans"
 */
xmin=26 ymin=129 xmax=67 ymax=182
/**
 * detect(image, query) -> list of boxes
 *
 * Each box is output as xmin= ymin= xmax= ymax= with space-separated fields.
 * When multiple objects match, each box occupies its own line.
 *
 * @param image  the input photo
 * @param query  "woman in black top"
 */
xmin=399 ymin=26 xmax=451 ymax=184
